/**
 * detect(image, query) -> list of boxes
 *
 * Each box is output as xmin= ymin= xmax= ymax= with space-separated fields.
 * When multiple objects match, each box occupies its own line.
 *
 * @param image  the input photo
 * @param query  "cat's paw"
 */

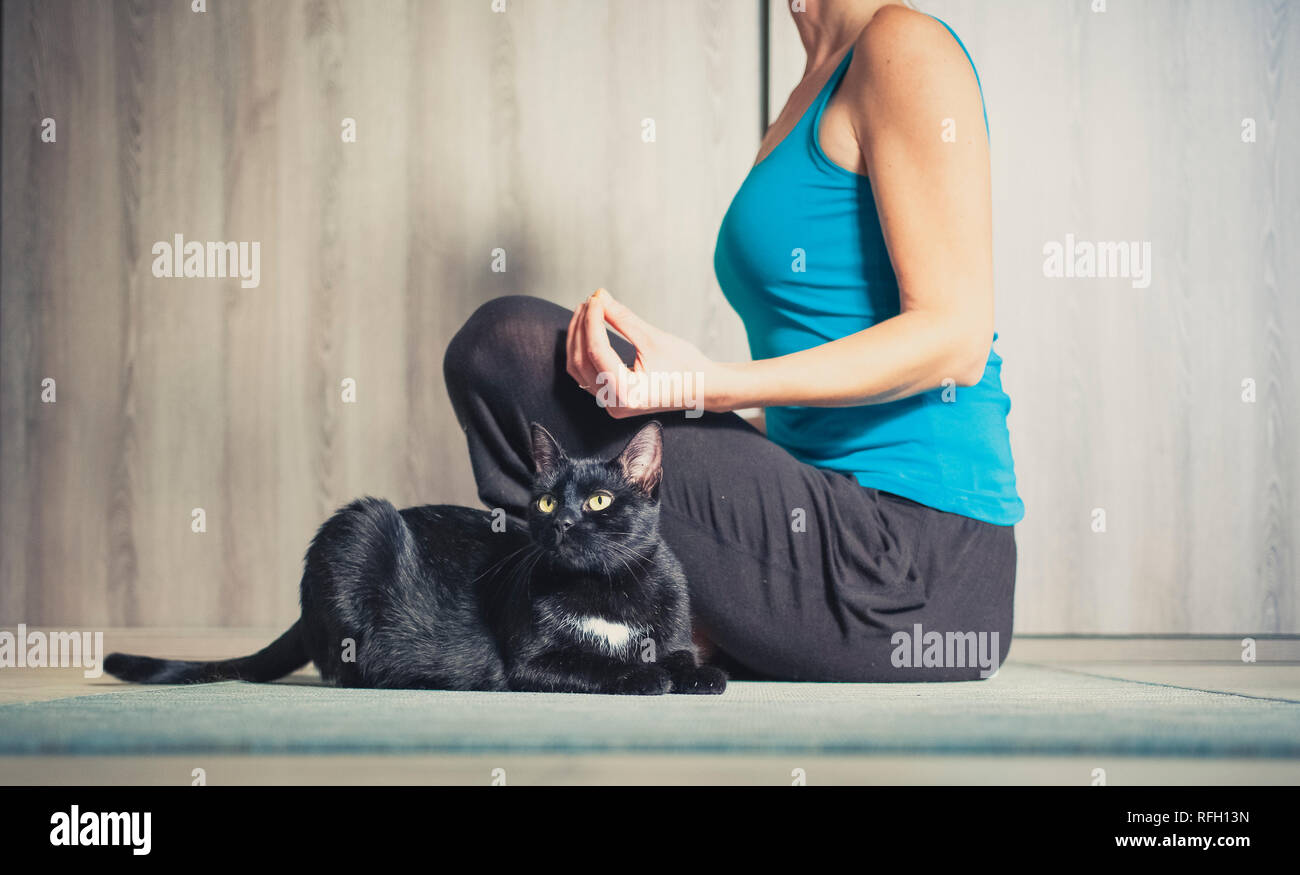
xmin=613 ymin=663 xmax=673 ymax=695
xmin=672 ymin=665 xmax=727 ymax=695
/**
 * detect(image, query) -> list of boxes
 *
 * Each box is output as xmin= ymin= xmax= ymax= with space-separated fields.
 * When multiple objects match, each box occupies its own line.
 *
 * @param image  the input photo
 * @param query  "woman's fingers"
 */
xmin=567 ymin=291 xmax=623 ymax=401
xmin=565 ymin=299 xmax=587 ymax=385
xmin=600 ymin=291 xmax=656 ymax=353
xmin=566 ymin=289 xmax=668 ymax=415
xmin=582 ymin=292 xmax=629 ymax=403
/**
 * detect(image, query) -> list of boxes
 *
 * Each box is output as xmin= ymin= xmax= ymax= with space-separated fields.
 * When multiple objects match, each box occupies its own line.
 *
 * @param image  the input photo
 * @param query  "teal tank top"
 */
xmin=713 ymin=18 xmax=1024 ymax=526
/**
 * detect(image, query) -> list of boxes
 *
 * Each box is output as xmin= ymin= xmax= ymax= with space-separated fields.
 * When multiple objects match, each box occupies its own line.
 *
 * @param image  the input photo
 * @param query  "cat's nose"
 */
xmin=553 ymin=510 xmax=580 ymax=537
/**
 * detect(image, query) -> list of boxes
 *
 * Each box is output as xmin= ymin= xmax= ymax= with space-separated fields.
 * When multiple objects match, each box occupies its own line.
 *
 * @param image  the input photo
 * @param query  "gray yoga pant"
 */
xmin=444 ymin=295 xmax=1017 ymax=682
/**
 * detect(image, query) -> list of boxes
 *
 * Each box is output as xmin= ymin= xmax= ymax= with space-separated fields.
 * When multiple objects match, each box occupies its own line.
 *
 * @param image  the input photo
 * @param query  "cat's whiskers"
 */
xmin=596 ymin=538 xmax=653 ymax=584
xmin=482 ymin=543 xmax=545 ymax=616
xmin=602 ymin=537 xmax=652 ymax=565
xmin=474 ymin=542 xmax=536 ymax=584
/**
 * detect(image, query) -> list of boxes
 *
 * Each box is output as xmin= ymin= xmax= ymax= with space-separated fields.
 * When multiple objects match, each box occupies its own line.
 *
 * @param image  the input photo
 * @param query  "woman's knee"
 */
xmin=443 ymin=294 xmax=569 ymax=398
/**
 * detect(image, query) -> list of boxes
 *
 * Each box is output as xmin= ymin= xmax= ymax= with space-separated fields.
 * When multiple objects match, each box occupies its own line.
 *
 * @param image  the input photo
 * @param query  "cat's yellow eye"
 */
xmin=585 ymin=492 xmax=613 ymax=512
xmin=536 ymin=495 xmax=556 ymax=514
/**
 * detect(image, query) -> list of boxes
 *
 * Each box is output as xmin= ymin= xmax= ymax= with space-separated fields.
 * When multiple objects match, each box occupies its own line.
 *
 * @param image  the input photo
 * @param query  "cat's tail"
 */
xmin=104 ymin=620 xmax=308 ymax=684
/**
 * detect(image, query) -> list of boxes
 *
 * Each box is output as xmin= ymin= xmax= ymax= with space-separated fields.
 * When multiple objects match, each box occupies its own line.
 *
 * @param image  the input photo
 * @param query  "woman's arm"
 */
xmin=567 ymin=10 xmax=995 ymax=417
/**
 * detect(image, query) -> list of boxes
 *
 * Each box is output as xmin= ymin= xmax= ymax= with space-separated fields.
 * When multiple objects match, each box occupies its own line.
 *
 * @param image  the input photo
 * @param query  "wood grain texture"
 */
xmin=768 ymin=0 xmax=1298 ymax=633
xmin=3 ymin=0 xmax=1295 ymax=634
xmin=1 ymin=0 xmax=758 ymax=628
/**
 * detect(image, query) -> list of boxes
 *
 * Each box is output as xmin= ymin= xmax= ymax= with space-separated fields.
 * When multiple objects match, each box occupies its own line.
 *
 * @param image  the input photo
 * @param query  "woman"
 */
xmin=444 ymin=0 xmax=1022 ymax=682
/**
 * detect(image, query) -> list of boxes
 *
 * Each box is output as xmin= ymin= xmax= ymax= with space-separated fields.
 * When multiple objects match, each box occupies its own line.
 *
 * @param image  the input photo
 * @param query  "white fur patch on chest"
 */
xmin=561 ymin=615 xmax=647 ymax=654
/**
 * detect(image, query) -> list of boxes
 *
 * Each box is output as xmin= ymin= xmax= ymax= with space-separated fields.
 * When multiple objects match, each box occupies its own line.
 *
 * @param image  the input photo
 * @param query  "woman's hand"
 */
xmin=565 ymin=289 xmax=741 ymax=418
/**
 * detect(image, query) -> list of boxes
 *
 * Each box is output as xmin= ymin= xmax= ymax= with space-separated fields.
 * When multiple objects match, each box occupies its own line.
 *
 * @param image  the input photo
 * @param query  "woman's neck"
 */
xmin=792 ymin=0 xmax=902 ymax=70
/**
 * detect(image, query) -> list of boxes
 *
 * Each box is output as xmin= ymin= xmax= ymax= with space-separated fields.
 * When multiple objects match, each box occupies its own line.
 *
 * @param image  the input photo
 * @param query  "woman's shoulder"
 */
xmin=843 ymin=6 xmax=983 ymax=131
xmin=852 ymin=5 xmax=961 ymax=64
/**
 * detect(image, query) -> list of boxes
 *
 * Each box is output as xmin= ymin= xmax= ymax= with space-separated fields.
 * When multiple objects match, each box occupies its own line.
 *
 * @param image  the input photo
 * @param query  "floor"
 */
xmin=1 ymin=631 xmax=1297 ymax=785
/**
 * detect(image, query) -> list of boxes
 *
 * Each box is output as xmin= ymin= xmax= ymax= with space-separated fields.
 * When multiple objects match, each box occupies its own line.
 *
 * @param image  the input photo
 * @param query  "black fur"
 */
xmin=105 ymin=421 xmax=725 ymax=695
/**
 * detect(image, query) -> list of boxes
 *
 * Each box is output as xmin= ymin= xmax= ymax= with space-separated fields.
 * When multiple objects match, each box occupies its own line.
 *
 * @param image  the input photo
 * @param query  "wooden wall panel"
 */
xmin=4 ymin=0 xmax=1296 ymax=633
xmin=1 ymin=0 xmax=759 ymax=627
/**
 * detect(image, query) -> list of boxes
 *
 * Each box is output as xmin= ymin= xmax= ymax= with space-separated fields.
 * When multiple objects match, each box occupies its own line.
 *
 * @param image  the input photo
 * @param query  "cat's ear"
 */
xmin=529 ymin=422 xmax=566 ymax=475
xmin=615 ymin=421 xmax=664 ymax=497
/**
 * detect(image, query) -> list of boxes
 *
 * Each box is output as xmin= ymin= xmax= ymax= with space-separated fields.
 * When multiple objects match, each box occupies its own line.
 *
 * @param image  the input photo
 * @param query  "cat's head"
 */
xmin=527 ymin=421 xmax=664 ymax=573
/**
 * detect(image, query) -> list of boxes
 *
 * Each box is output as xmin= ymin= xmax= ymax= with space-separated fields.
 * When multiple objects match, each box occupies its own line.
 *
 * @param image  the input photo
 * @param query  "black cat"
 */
xmin=105 ymin=421 xmax=725 ymax=695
